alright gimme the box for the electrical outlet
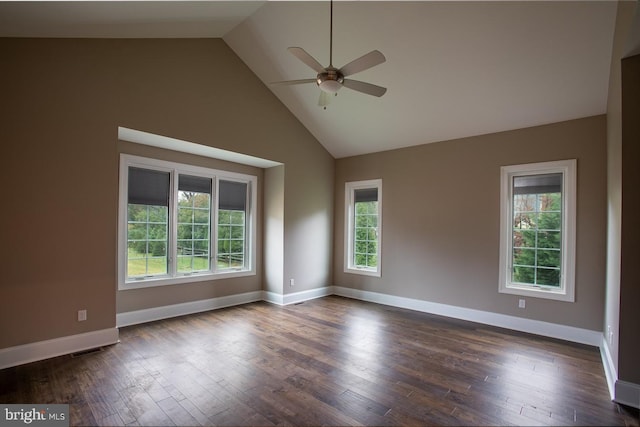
[608,326,614,345]
[78,309,87,322]
[518,299,526,309]
[289,278,295,287]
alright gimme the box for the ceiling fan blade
[339,50,386,77]
[343,79,387,97]
[288,47,325,73]
[271,79,317,86]
[318,91,331,109]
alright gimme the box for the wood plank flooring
[1,296,638,426]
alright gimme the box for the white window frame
[499,159,576,302]
[118,154,257,290]
[344,179,382,277]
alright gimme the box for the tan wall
[0,38,334,349]
[335,116,607,331]
[264,165,285,295]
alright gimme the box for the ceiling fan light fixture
[272,0,386,106]
[316,68,344,94]
[318,80,342,93]
[317,77,343,94]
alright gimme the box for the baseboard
[263,286,333,306]
[333,286,601,346]
[615,380,640,409]
[600,337,640,409]
[601,336,617,400]
[262,290,284,305]
[116,290,263,327]
[0,328,119,370]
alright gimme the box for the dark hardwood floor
[1,296,638,426]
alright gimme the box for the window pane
[178,208,193,223]
[355,228,368,240]
[193,225,209,239]
[538,230,561,249]
[218,210,231,224]
[178,224,192,240]
[217,254,231,269]
[513,230,536,248]
[367,254,378,268]
[355,241,368,254]
[511,173,563,288]
[193,256,209,270]
[513,213,536,229]
[149,223,167,240]
[217,180,248,271]
[537,249,560,268]
[513,248,535,267]
[216,209,244,270]
[218,225,230,239]
[194,209,209,224]
[538,212,561,230]
[513,194,536,213]
[353,199,378,269]
[538,193,561,211]
[128,222,146,240]
[230,211,245,225]
[145,255,168,276]
[537,268,560,287]
[513,266,535,284]
[127,204,168,278]
[230,226,244,239]
[177,175,211,274]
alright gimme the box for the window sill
[499,283,574,302]
[344,267,381,277]
[119,269,255,290]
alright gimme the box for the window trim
[498,159,576,302]
[118,154,257,290]
[344,179,382,277]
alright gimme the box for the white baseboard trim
[333,286,601,346]
[601,337,618,400]
[600,337,640,409]
[116,290,263,327]
[263,287,333,306]
[262,290,284,305]
[0,328,119,370]
[615,380,640,409]
[283,286,333,305]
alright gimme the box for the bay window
[119,154,256,289]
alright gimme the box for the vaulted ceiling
[0,1,618,158]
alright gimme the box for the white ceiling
[0,1,619,158]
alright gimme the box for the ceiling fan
[272,0,387,109]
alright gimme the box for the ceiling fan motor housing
[317,67,344,93]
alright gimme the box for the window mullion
[212,177,219,274]
[169,169,179,278]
